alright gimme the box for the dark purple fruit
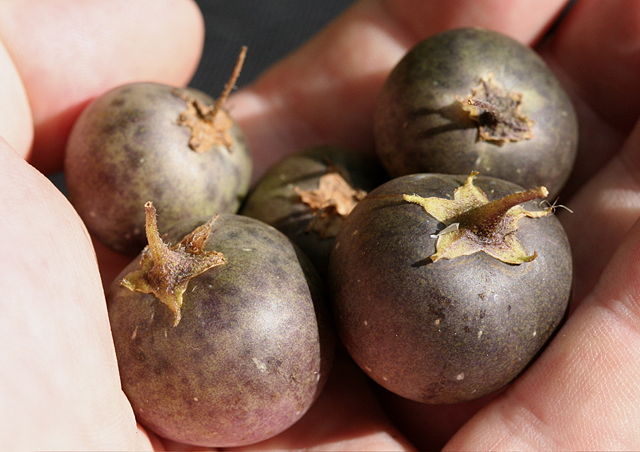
[240,145,386,274]
[108,204,333,447]
[329,173,571,404]
[65,50,251,255]
[374,28,578,198]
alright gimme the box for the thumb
[0,140,151,450]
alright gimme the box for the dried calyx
[403,172,552,264]
[175,46,248,153]
[121,202,226,326]
[460,75,534,144]
[295,168,367,238]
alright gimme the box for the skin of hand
[3,0,640,450]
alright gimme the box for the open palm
[3,1,640,450]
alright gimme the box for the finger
[560,119,640,303]
[229,352,414,451]
[543,0,640,133]
[539,0,640,190]
[0,141,151,450]
[0,0,204,172]
[0,39,32,156]
[230,0,569,177]
[445,216,640,449]
[378,390,500,451]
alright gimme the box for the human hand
[4,0,640,450]
[1,1,406,450]
[231,1,640,449]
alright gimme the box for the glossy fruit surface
[330,173,571,403]
[108,212,333,447]
[65,82,252,254]
[374,27,578,198]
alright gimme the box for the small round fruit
[374,27,578,198]
[240,145,386,274]
[329,173,571,404]
[108,206,333,447]
[66,51,251,255]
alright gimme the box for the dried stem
[211,46,247,120]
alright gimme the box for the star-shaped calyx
[460,75,534,144]
[121,202,226,326]
[403,172,552,264]
[174,46,247,153]
[295,168,367,238]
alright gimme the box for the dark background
[191,1,353,93]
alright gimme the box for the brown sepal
[295,171,366,239]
